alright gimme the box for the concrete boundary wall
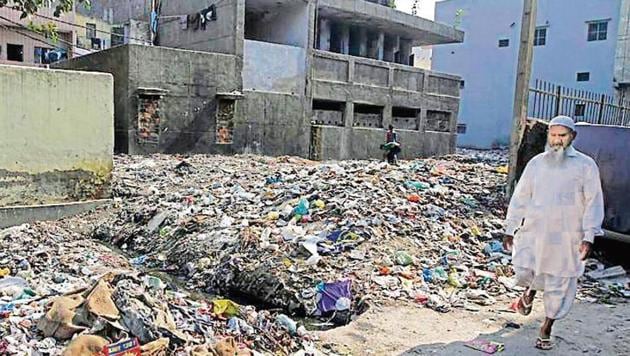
[0,65,114,207]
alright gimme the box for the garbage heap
[0,224,314,355]
[95,152,517,319]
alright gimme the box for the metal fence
[528,79,630,127]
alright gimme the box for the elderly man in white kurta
[503,116,604,351]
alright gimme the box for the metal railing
[528,79,630,127]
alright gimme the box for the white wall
[243,40,306,94]
[433,0,622,148]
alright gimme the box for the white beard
[546,144,567,165]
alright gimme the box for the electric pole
[507,0,538,198]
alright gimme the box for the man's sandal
[517,292,533,316]
[535,337,554,350]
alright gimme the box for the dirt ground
[318,298,630,355]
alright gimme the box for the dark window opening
[426,110,451,132]
[383,35,396,62]
[314,100,344,111]
[86,23,97,39]
[34,47,52,64]
[392,107,419,118]
[577,72,590,82]
[460,80,465,89]
[498,39,510,48]
[574,103,586,117]
[349,26,361,56]
[216,99,236,144]
[330,23,343,53]
[366,31,379,59]
[457,123,467,134]
[7,44,24,62]
[312,99,345,126]
[354,104,383,128]
[587,21,608,41]
[111,27,125,47]
[534,27,546,46]
[392,107,420,130]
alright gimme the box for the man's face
[548,125,574,150]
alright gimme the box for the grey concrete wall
[310,126,453,161]
[126,45,241,154]
[317,0,464,46]
[308,50,459,159]
[245,1,309,48]
[235,91,310,157]
[157,0,243,56]
[243,40,307,94]
[56,45,242,155]
[0,200,110,229]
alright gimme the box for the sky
[395,0,438,20]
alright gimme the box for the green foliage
[0,0,89,18]
[387,0,396,9]
[27,20,58,42]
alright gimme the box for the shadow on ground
[401,302,630,356]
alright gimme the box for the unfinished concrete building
[57,0,463,160]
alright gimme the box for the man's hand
[503,234,514,252]
[580,241,593,261]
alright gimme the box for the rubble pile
[0,224,315,355]
[1,151,627,355]
[96,153,516,318]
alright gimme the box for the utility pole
[506,0,538,198]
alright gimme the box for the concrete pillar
[341,25,350,54]
[318,18,331,51]
[383,103,393,129]
[393,36,401,63]
[348,58,355,83]
[377,32,384,60]
[344,102,354,127]
[359,28,368,57]
[399,39,411,65]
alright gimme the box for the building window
[577,72,590,82]
[7,44,24,62]
[459,80,465,89]
[498,39,509,48]
[86,23,97,39]
[353,104,384,128]
[392,107,421,131]
[312,100,345,126]
[34,47,52,64]
[457,123,467,134]
[111,27,125,47]
[426,110,452,132]
[534,27,547,46]
[587,21,608,41]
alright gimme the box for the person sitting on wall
[381,125,401,164]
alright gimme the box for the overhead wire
[14,8,148,42]
[0,21,69,52]
[0,14,85,51]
